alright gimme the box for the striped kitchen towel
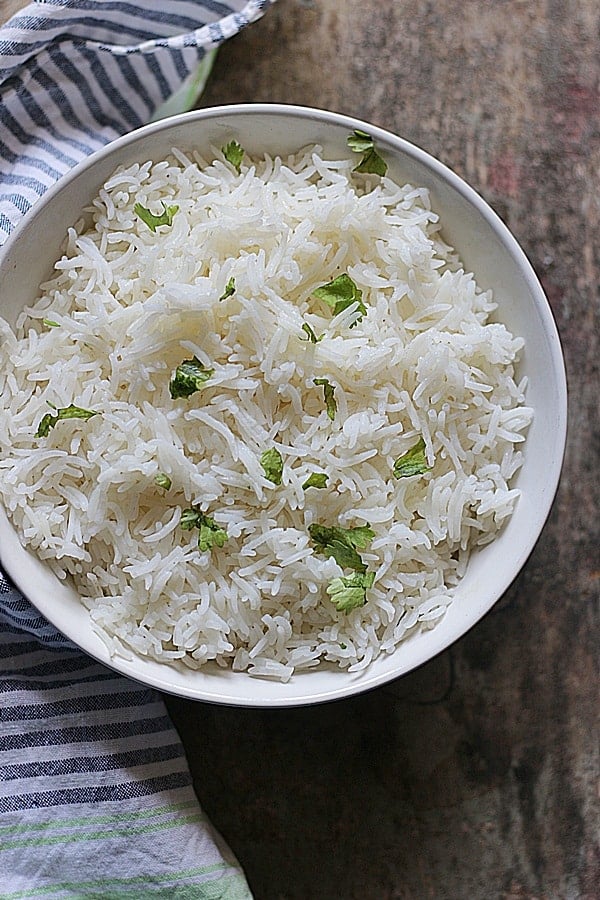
[0,2,274,897]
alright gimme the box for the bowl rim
[0,102,568,706]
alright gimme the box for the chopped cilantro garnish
[219,277,236,301]
[302,472,328,490]
[180,508,200,530]
[43,319,60,328]
[327,571,375,612]
[313,377,337,421]
[392,436,431,479]
[347,129,388,176]
[346,130,375,153]
[300,322,324,343]
[313,273,367,325]
[222,140,244,173]
[169,357,214,399]
[180,506,227,552]
[35,403,98,438]
[308,522,375,573]
[260,447,283,485]
[134,201,179,232]
[154,473,172,491]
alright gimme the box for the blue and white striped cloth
[0,2,273,896]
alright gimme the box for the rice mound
[0,145,533,681]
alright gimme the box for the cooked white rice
[0,144,533,681]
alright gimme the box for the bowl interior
[0,105,567,706]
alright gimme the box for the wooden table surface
[1,1,597,897]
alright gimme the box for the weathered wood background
[2,0,597,897]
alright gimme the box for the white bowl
[0,104,567,706]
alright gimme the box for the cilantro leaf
[154,473,172,491]
[219,277,236,301]
[302,472,328,490]
[260,447,283,485]
[313,377,337,421]
[35,403,98,438]
[353,148,388,176]
[313,273,367,325]
[198,518,227,552]
[308,522,375,573]
[134,201,179,232]
[347,129,388,176]
[327,571,375,612]
[222,140,244,173]
[392,436,431,479]
[169,357,214,399]
[180,508,201,530]
[346,129,376,153]
[43,319,60,328]
[180,506,228,552]
[300,322,324,343]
